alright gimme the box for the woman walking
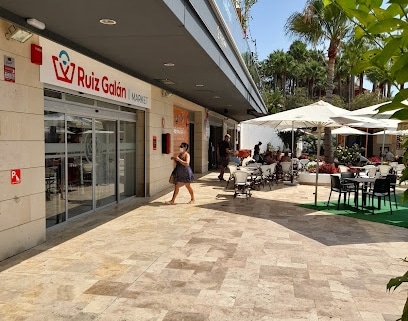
[166,142,195,204]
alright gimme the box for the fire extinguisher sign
[11,169,21,184]
[4,56,15,83]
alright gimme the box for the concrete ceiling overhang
[0,0,267,122]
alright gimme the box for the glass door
[67,115,93,218]
[95,119,117,207]
[44,111,66,227]
[120,121,136,200]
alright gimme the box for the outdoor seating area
[323,166,401,215]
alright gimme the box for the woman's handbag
[169,174,175,184]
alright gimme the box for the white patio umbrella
[331,113,400,160]
[243,100,347,205]
[331,126,369,147]
[331,126,368,135]
[346,100,408,119]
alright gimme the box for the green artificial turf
[298,194,408,228]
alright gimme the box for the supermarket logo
[52,50,75,83]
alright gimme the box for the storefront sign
[11,169,21,184]
[39,37,151,108]
[173,107,189,154]
[4,56,15,82]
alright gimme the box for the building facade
[0,1,266,260]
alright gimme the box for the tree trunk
[326,57,335,103]
[359,72,364,94]
[325,56,336,163]
[324,126,333,163]
[346,75,351,109]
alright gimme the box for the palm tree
[285,0,352,162]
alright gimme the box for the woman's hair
[180,142,189,150]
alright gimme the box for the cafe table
[343,176,376,210]
[348,166,366,177]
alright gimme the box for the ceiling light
[26,18,45,30]
[156,78,176,85]
[99,18,117,25]
[5,24,32,43]
[195,84,204,87]
[214,95,221,99]
[164,62,175,67]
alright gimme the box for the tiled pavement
[0,172,407,321]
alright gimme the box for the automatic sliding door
[120,121,136,200]
[95,119,117,207]
[44,111,66,227]
[67,116,93,218]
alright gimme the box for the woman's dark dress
[173,153,194,183]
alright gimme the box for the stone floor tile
[0,173,406,320]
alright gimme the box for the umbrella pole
[365,128,368,157]
[314,126,321,205]
[381,128,386,162]
[291,121,295,178]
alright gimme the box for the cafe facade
[0,26,240,260]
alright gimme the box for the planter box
[298,172,331,186]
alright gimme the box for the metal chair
[299,159,309,172]
[365,178,392,214]
[225,164,238,189]
[280,161,293,182]
[378,164,392,178]
[233,170,251,199]
[396,164,406,185]
[327,175,353,210]
[260,164,272,189]
[386,174,398,209]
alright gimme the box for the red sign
[153,136,157,150]
[11,169,21,184]
[31,44,43,65]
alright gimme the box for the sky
[248,0,309,61]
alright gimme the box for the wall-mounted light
[5,24,32,43]
[161,90,173,98]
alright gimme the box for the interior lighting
[99,18,117,25]
[26,18,46,30]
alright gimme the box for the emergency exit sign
[11,169,21,184]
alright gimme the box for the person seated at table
[264,151,275,164]
[280,150,291,162]
[386,150,395,162]
[276,149,282,162]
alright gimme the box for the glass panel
[44,111,66,227]
[95,119,117,207]
[67,115,93,218]
[120,121,136,200]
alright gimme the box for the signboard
[11,169,21,184]
[173,107,189,154]
[4,56,15,82]
[153,136,157,150]
[39,37,151,108]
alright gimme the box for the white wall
[239,123,283,153]
[0,22,46,261]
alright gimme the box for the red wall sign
[11,169,21,184]
[153,136,157,150]
[31,44,43,65]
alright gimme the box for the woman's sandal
[165,201,175,205]
[188,200,195,204]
